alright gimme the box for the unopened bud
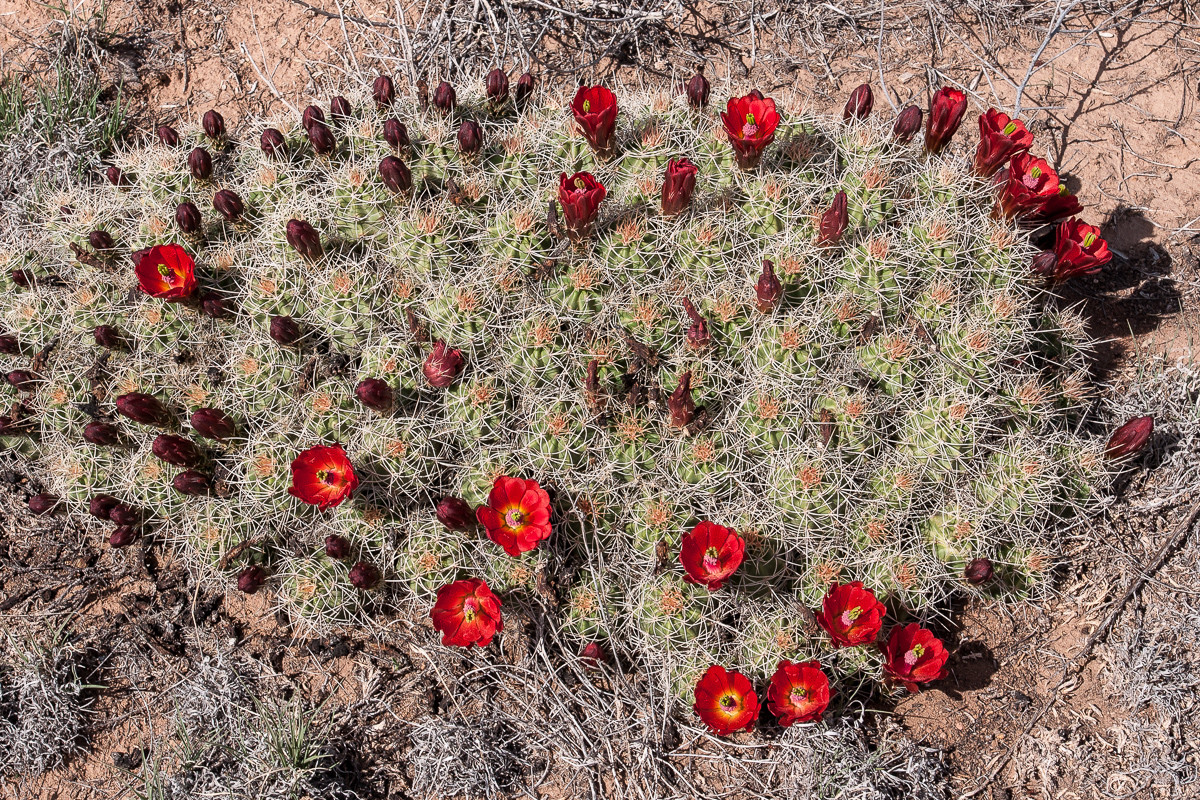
[302,104,325,131]
[6,370,36,391]
[433,81,456,113]
[436,496,474,531]
[486,68,510,105]
[152,433,203,468]
[188,147,213,180]
[817,191,849,245]
[93,325,121,348]
[83,420,122,446]
[964,557,994,585]
[379,156,412,193]
[372,75,396,109]
[109,504,138,527]
[89,230,115,251]
[89,494,121,519]
[285,219,323,260]
[686,66,710,108]
[307,120,336,155]
[514,72,535,108]
[105,166,127,187]
[10,270,31,288]
[260,128,288,158]
[325,534,351,559]
[355,378,394,412]
[330,96,352,119]
[893,104,923,143]
[755,259,782,313]
[843,83,874,121]
[269,315,302,345]
[212,189,245,222]
[457,119,483,154]
[683,298,711,349]
[28,493,59,516]
[668,371,696,428]
[202,109,225,139]
[157,125,180,146]
[116,392,172,427]
[383,119,411,151]
[175,201,202,234]
[109,525,139,548]
[172,469,212,496]
[190,407,238,441]
[237,565,267,594]
[0,335,19,354]
[349,561,381,590]
[201,292,234,320]
[423,340,464,388]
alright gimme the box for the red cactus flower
[973,109,1033,178]
[995,152,1082,223]
[383,119,410,151]
[557,171,607,241]
[817,191,849,245]
[1105,415,1154,460]
[373,75,396,108]
[815,581,886,647]
[720,93,780,170]
[766,660,832,726]
[431,578,504,647]
[755,258,782,313]
[514,72,535,108]
[893,104,923,143]
[679,521,745,590]
[579,641,608,667]
[287,444,359,510]
[475,476,552,557]
[693,665,760,736]
[843,83,874,121]
[423,339,464,388]
[881,623,950,693]
[570,85,618,157]
[433,81,457,113]
[661,157,698,216]
[1036,217,1111,282]
[330,96,352,119]
[686,67,710,108]
[486,68,509,105]
[261,128,287,158]
[135,244,197,301]
[924,86,968,154]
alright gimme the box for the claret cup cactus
[0,72,1127,724]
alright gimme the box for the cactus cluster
[0,72,1115,706]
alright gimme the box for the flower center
[574,178,586,191]
[904,644,925,666]
[789,687,809,705]
[702,546,721,572]
[742,112,758,138]
[157,263,173,279]
[582,100,590,113]
[1002,122,1017,136]
[719,693,739,712]
[504,507,526,529]
[463,597,477,622]
[1082,232,1096,247]
[316,468,337,485]
[839,605,862,628]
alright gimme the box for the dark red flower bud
[661,157,698,216]
[683,298,711,349]
[755,259,782,313]
[514,72,535,108]
[188,148,213,180]
[109,526,138,548]
[89,494,121,519]
[212,189,245,222]
[285,219,323,260]
[28,493,59,516]
[686,67,710,108]
[355,378,394,411]
[157,125,179,146]
[817,191,849,245]
[307,120,336,155]
[433,81,456,113]
[116,392,172,427]
[925,86,968,154]
[172,469,212,496]
[175,201,202,234]
[190,407,238,441]
[457,119,483,154]
[89,230,115,251]
[379,156,412,194]
[384,119,411,151]
[843,83,874,121]
[964,557,994,585]
[893,104,923,143]
[105,166,127,187]
[302,105,325,131]
[108,504,138,526]
[0,335,19,354]
[83,420,122,446]
[579,641,607,666]
[436,496,474,531]
[6,370,37,391]
[1105,415,1154,460]
[260,128,288,158]
[10,269,31,288]
[668,371,696,428]
[486,68,509,105]
[325,534,351,560]
[237,565,267,594]
[330,96,352,119]
[423,339,464,388]
[749,89,765,101]
[93,325,121,348]
[373,76,396,109]
[201,292,234,320]
[269,315,302,345]
[349,561,381,590]
[202,110,225,139]
[152,433,203,467]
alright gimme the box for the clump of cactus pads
[0,74,1112,706]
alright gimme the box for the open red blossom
[679,521,745,590]
[815,581,886,647]
[1038,217,1112,282]
[973,109,1033,178]
[431,578,503,647]
[766,660,832,726]
[570,85,618,157]
[720,93,780,170]
[924,86,968,154]
[881,623,950,693]
[995,152,1082,223]
[558,171,607,241]
[693,665,760,736]
[1105,415,1154,460]
[476,476,552,557]
[288,444,359,510]
[134,244,196,301]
